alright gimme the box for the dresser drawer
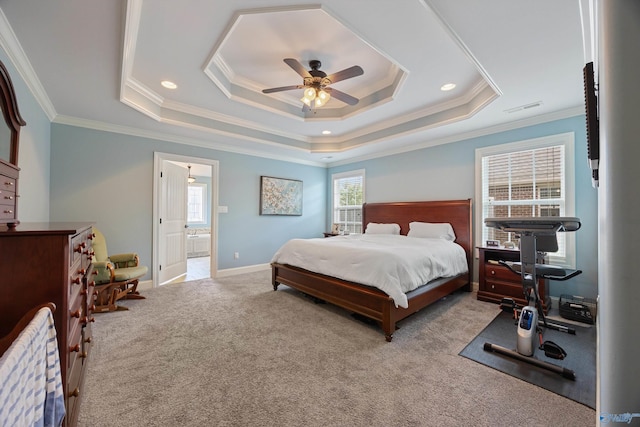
[66,354,83,425]
[70,230,93,268]
[0,174,16,190]
[0,187,16,207]
[67,312,83,371]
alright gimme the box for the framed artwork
[331,223,341,234]
[260,176,303,216]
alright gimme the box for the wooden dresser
[477,246,550,313]
[0,222,95,427]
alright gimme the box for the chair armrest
[109,253,140,268]
[92,261,115,284]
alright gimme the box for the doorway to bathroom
[152,152,219,287]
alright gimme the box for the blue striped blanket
[0,307,65,427]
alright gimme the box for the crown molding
[52,114,326,167]
[0,8,56,121]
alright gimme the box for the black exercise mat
[459,310,596,409]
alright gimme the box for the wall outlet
[234,252,239,259]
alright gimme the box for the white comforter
[271,234,468,308]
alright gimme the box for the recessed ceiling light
[322,130,332,135]
[161,80,177,89]
[440,83,456,91]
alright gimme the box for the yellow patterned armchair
[92,227,147,312]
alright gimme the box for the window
[187,183,207,224]
[332,169,365,234]
[475,133,576,267]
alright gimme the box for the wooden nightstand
[477,246,550,313]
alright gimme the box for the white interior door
[158,161,188,284]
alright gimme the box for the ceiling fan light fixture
[303,87,316,100]
[187,165,196,183]
[315,89,330,107]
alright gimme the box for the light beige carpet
[77,270,595,426]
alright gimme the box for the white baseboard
[216,263,271,278]
[137,279,153,291]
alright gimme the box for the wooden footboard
[272,199,473,342]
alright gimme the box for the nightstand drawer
[484,279,524,297]
[484,263,519,282]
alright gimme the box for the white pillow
[408,222,456,241]
[365,222,401,235]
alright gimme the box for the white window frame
[475,132,576,267]
[331,169,365,235]
[187,182,208,224]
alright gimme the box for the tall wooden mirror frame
[0,59,26,229]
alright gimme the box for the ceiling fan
[262,58,364,111]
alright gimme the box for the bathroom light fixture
[187,165,196,183]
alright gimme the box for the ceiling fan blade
[262,85,304,94]
[283,58,312,78]
[325,65,364,84]
[325,88,359,106]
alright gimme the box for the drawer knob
[84,336,92,344]
[69,388,80,398]
[491,284,495,289]
[4,195,13,200]
[3,181,14,186]
[70,309,81,318]
[3,210,13,214]
[71,277,81,285]
[69,344,80,352]
[490,270,496,275]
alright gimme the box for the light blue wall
[0,49,50,221]
[49,124,327,276]
[329,116,598,298]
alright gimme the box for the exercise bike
[483,217,582,380]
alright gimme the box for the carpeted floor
[459,310,596,409]
[77,270,596,426]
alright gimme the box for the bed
[271,199,473,341]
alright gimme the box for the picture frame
[259,176,303,216]
[331,223,341,234]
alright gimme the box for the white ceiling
[0,0,591,166]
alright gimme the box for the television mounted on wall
[583,62,599,188]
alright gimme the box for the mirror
[0,59,26,229]
[0,121,9,161]
[0,59,25,167]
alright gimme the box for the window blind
[477,133,575,267]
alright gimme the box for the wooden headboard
[362,199,473,267]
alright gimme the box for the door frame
[153,152,220,287]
